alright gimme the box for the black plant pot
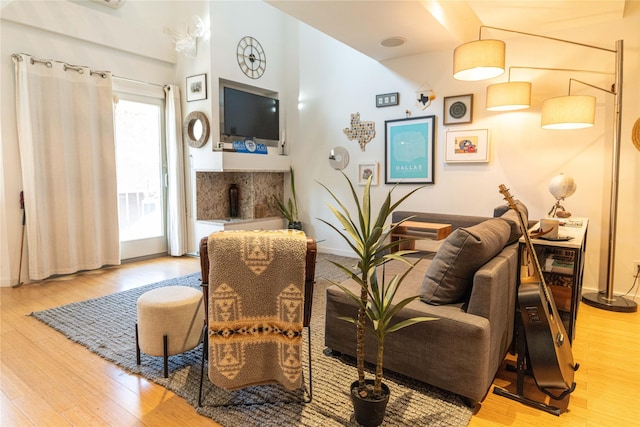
[288,221,302,230]
[350,379,390,427]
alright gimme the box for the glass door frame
[114,90,168,260]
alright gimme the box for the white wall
[288,5,640,297]
[185,0,287,170]
[183,0,288,251]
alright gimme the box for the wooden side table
[390,221,452,252]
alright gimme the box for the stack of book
[543,249,575,275]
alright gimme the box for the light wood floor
[2,256,639,426]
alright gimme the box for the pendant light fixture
[541,95,596,129]
[453,39,505,81]
[486,81,531,111]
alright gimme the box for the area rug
[31,253,473,426]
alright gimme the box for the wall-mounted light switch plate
[376,92,399,107]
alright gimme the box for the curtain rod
[12,53,173,89]
[12,53,170,92]
[11,53,109,78]
[112,75,166,89]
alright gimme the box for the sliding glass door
[114,93,167,259]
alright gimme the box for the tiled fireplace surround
[196,171,284,220]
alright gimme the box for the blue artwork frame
[384,115,435,184]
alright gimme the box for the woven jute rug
[31,253,472,426]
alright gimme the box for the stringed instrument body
[499,184,577,396]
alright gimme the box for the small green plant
[273,166,299,225]
[318,172,436,399]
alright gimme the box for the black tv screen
[223,87,279,142]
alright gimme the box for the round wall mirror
[183,111,210,148]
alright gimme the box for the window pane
[115,99,164,242]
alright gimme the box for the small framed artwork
[443,94,473,125]
[384,115,435,184]
[445,129,489,163]
[376,92,399,107]
[358,162,379,186]
[186,74,207,102]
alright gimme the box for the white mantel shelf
[205,145,291,172]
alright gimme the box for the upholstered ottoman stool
[136,286,204,378]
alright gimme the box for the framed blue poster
[384,115,435,184]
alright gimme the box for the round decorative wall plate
[449,101,467,119]
[329,146,349,170]
[237,36,266,79]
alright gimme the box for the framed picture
[358,162,379,186]
[443,94,473,125]
[376,92,399,107]
[186,74,207,102]
[384,115,435,184]
[445,129,489,163]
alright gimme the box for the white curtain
[13,54,120,280]
[164,84,187,256]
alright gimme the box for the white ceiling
[266,0,628,62]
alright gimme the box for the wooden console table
[390,221,452,252]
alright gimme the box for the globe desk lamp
[548,173,576,218]
[453,27,635,312]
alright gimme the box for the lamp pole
[582,40,637,312]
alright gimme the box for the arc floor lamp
[453,26,636,312]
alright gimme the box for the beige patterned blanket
[207,229,307,390]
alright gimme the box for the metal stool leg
[135,323,141,365]
[163,334,168,378]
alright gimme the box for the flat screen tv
[222,87,279,142]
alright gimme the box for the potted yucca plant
[318,172,437,427]
[273,166,302,230]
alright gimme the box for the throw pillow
[420,218,511,305]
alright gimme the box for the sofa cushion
[420,218,511,305]
[494,201,528,245]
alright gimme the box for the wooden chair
[197,233,317,406]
